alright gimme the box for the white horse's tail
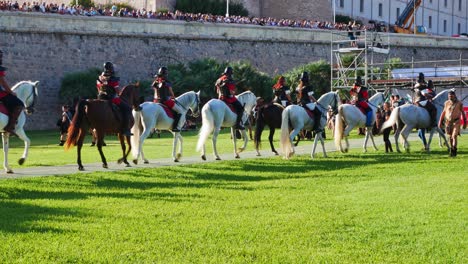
[279,107,292,158]
[196,105,214,152]
[334,105,345,150]
[380,107,399,133]
[131,110,142,159]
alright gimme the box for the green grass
[0,134,466,262]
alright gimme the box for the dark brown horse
[254,103,300,156]
[65,83,140,170]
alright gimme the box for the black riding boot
[313,108,322,132]
[453,147,457,157]
[120,105,133,137]
[385,141,389,153]
[4,105,24,135]
[172,113,182,132]
[235,113,245,130]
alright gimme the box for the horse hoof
[176,153,182,159]
[6,169,13,174]
[78,166,84,171]
[216,157,221,160]
[235,155,240,159]
[201,155,206,161]
[273,151,279,155]
[126,164,131,167]
[117,158,123,164]
[18,158,25,165]
[174,159,179,162]
[90,143,95,147]
[132,159,138,165]
[103,164,108,169]
[256,153,261,156]
[144,160,149,164]
[344,148,349,153]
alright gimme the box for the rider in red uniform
[215,66,244,130]
[0,50,25,135]
[349,76,372,127]
[96,62,133,136]
[152,67,184,132]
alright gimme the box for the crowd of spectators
[0,1,377,32]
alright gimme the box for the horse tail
[380,106,399,133]
[334,105,345,150]
[279,107,292,157]
[196,105,214,152]
[131,109,142,158]
[64,99,87,150]
[254,105,266,151]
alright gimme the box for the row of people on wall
[0,1,378,33]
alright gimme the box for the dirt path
[3,133,423,179]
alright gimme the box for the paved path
[3,133,423,179]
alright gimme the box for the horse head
[317,91,341,115]
[433,89,451,108]
[120,83,140,110]
[12,81,39,115]
[190,91,201,118]
[368,92,385,110]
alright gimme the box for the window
[460,0,463,11]
[458,23,461,34]
[443,20,447,32]
[396,8,400,20]
[339,0,344,8]
[378,3,382,17]
[428,16,432,29]
[360,0,364,12]
[444,0,447,7]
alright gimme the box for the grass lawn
[0,130,465,262]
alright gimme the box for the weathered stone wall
[255,0,333,21]
[0,12,467,130]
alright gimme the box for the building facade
[334,0,468,36]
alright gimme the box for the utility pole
[226,0,230,17]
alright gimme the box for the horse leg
[96,133,108,169]
[117,134,131,167]
[319,134,327,158]
[287,128,302,158]
[311,134,320,159]
[2,133,12,173]
[172,132,181,162]
[76,129,86,171]
[436,127,450,152]
[177,133,183,161]
[238,129,248,154]
[367,128,378,151]
[394,128,401,153]
[212,127,222,160]
[139,127,152,164]
[231,128,240,159]
[426,128,435,152]
[14,129,30,166]
[400,125,413,153]
[268,128,278,155]
[342,125,353,152]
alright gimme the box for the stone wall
[0,12,467,130]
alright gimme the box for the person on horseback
[272,76,292,107]
[412,73,437,128]
[349,76,372,127]
[438,90,467,157]
[152,66,184,132]
[0,50,25,135]
[296,71,321,132]
[96,61,133,136]
[215,66,245,130]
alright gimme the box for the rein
[22,83,37,111]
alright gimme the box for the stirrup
[171,128,180,132]
[235,124,245,130]
[122,130,133,137]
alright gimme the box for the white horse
[334,92,386,153]
[279,91,341,159]
[197,91,257,160]
[0,81,39,173]
[131,91,200,163]
[380,89,450,153]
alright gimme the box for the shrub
[69,0,95,8]
[59,68,101,104]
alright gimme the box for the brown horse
[254,102,301,156]
[65,83,140,170]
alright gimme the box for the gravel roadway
[2,133,423,179]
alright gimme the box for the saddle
[272,102,285,109]
[303,107,315,119]
[159,103,175,118]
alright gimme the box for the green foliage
[335,15,352,24]
[282,60,331,100]
[175,0,248,16]
[70,0,95,8]
[167,58,272,101]
[59,68,100,104]
[383,57,408,79]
